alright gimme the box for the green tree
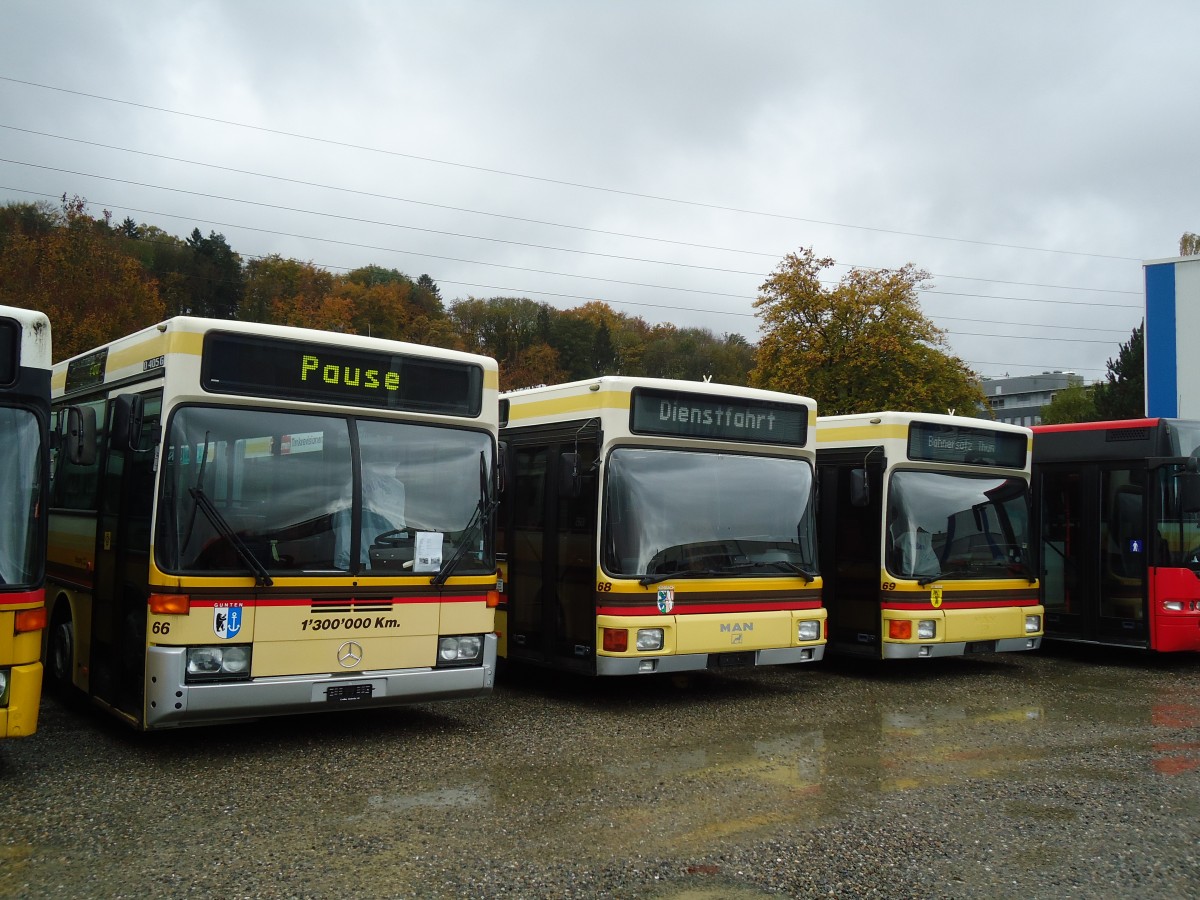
[184,228,244,319]
[1181,233,1200,256]
[1092,323,1144,420]
[1039,382,1098,424]
[751,248,984,414]
[449,296,547,366]
[0,201,58,249]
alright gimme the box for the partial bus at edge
[1033,417,1200,652]
[0,305,51,739]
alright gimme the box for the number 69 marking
[881,581,897,591]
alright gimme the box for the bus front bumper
[882,636,1042,659]
[144,634,497,729]
[595,644,824,676]
[0,660,42,738]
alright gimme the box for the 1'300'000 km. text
[300,616,401,631]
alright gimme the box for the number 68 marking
[597,581,613,592]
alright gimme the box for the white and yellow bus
[0,305,51,739]
[46,316,500,730]
[816,412,1043,659]
[498,376,825,675]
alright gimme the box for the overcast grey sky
[2,1,1193,380]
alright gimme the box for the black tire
[47,603,75,694]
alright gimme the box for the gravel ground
[2,646,1198,899]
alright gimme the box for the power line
[1,184,1144,339]
[0,75,1145,262]
[1,184,1138,361]
[0,123,1143,297]
[0,175,1144,315]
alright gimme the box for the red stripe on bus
[186,595,488,607]
[1033,418,1161,434]
[596,600,823,616]
[0,588,43,607]
[881,598,1039,610]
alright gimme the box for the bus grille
[310,598,395,614]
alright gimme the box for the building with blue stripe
[1144,255,1200,418]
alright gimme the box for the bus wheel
[48,605,75,693]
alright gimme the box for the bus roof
[502,375,814,406]
[51,315,499,399]
[0,304,51,374]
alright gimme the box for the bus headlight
[186,646,253,682]
[0,668,9,706]
[437,635,483,666]
[636,628,664,651]
[798,620,821,642]
[1025,615,1042,633]
[917,620,937,640]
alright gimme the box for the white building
[979,372,1083,426]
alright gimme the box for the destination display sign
[64,347,109,394]
[201,333,483,417]
[629,387,807,446]
[907,421,1027,468]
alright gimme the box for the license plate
[965,640,996,654]
[325,683,375,702]
[709,651,755,669]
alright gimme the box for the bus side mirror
[111,393,145,452]
[559,452,582,499]
[849,468,870,508]
[66,406,97,466]
[1179,471,1200,513]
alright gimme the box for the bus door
[1040,463,1148,645]
[818,455,885,653]
[505,432,599,672]
[90,391,161,719]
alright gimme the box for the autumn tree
[0,198,164,360]
[751,248,984,415]
[242,255,334,325]
[1180,233,1200,256]
[1092,323,1144,420]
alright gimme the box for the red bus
[1032,418,1200,652]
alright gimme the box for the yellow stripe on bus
[507,389,631,422]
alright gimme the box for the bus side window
[51,399,105,511]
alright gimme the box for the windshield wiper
[717,560,819,583]
[189,487,274,587]
[638,569,723,587]
[638,559,820,587]
[431,499,497,586]
[1012,560,1037,584]
[432,454,496,587]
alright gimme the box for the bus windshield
[602,448,817,579]
[157,405,494,576]
[0,408,44,588]
[887,470,1031,582]
[1156,465,1200,570]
